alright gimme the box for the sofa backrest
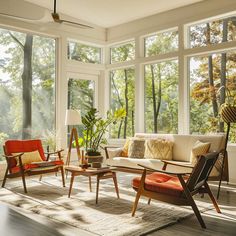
[134,133,225,161]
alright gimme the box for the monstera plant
[79,108,126,156]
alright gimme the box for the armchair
[2,139,65,193]
[131,152,221,229]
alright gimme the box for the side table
[65,166,120,204]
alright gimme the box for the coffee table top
[65,165,117,175]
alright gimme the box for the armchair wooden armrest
[162,160,194,171]
[138,164,192,176]
[3,153,25,170]
[44,149,64,161]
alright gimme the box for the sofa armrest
[138,164,192,176]
[162,160,194,170]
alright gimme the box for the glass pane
[67,78,95,115]
[145,30,178,57]
[189,51,236,141]
[68,41,101,64]
[110,68,135,138]
[110,41,135,63]
[0,28,56,158]
[145,60,178,133]
[67,78,95,144]
[189,16,236,48]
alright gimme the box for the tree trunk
[22,34,33,139]
[219,20,228,132]
[206,23,218,117]
[124,69,128,138]
[151,65,157,133]
[156,65,162,130]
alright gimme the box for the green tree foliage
[189,17,236,141]
[0,28,56,159]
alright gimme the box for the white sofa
[105,133,228,180]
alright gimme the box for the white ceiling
[25,0,204,28]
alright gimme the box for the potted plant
[79,107,126,157]
[218,86,236,123]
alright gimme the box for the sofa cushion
[128,139,145,158]
[132,172,185,197]
[13,150,43,166]
[107,147,123,159]
[190,140,211,164]
[120,138,130,157]
[144,139,173,160]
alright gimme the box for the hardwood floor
[0,173,235,236]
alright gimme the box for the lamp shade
[65,109,82,125]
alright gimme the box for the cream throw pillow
[13,150,43,166]
[144,139,173,160]
[190,140,211,165]
[128,139,145,159]
[107,147,123,159]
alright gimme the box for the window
[67,77,95,143]
[0,28,56,158]
[144,30,178,57]
[110,41,135,63]
[110,68,135,138]
[189,16,236,48]
[145,60,178,133]
[189,51,236,141]
[68,40,102,64]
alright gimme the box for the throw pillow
[128,139,145,159]
[13,150,43,166]
[144,139,174,160]
[190,140,211,165]
[120,138,130,157]
[107,147,123,159]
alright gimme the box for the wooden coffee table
[65,166,120,204]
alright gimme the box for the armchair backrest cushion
[4,139,46,168]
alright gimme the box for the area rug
[0,174,211,236]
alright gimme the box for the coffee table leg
[96,175,100,204]
[68,173,75,198]
[112,172,120,199]
[89,176,92,192]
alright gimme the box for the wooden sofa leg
[39,175,42,181]
[2,168,8,188]
[61,166,65,187]
[147,198,151,205]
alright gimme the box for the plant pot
[220,105,236,123]
[87,155,103,165]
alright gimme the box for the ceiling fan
[51,0,93,29]
[0,0,93,29]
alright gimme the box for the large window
[68,40,102,64]
[110,68,135,138]
[189,15,236,48]
[110,41,135,63]
[189,51,236,141]
[0,28,56,158]
[145,60,178,133]
[144,29,178,57]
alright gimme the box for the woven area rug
[0,174,211,236]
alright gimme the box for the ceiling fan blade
[51,13,93,29]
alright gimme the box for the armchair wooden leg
[147,198,151,205]
[60,167,65,187]
[132,189,142,217]
[21,173,27,194]
[204,182,221,213]
[39,175,42,181]
[2,168,8,188]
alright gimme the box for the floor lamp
[65,109,82,166]
[217,105,236,198]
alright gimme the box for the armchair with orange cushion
[2,139,65,193]
[131,152,221,229]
